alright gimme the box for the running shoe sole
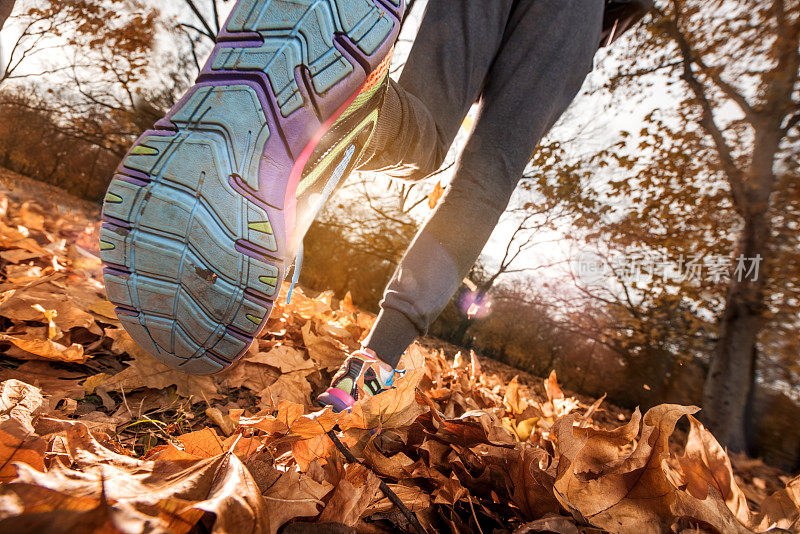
[100,0,403,375]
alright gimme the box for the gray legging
[360,0,606,367]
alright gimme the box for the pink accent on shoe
[358,347,379,360]
[325,386,356,406]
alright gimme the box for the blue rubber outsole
[100,0,402,375]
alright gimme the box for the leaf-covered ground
[0,183,798,533]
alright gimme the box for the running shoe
[316,349,394,412]
[99,0,404,374]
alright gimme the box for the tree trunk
[702,209,770,452]
[453,317,474,348]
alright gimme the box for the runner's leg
[365,0,606,367]
[361,0,516,178]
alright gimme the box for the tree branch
[327,430,425,534]
[664,1,749,214]
[184,0,217,42]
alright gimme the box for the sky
[0,0,676,292]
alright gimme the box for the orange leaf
[427,181,445,209]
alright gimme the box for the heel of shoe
[316,387,356,413]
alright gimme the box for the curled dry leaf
[206,407,237,436]
[317,464,382,527]
[0,333,86,363]
[504,376,529,415]
[469,350,481,381]
[338,292,357,315]
[262,470,332,534]
[261,372,313,409]
[0,380,47,482]
[0,424,270,534]
[505,444,561,520]
[217,350,281,393]
[514,514,581,534]
[427,181,445,209]
[366,483,431,515]
[93,333,221,404]
[433,472,468,505]
[301,321,347,370]
[363,441,414,479]
[553,404,752,534]
[678,415,752,526]
[544,370,564,402]
[754,475,800,531]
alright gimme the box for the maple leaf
[92,330,221,404]
[553,405,753,533]
[262,470,331,534]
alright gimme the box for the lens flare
[459,290,493,319]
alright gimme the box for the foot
[99,0,404,374]
[317,349,395,412]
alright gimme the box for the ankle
[358,347,395,386]
[359,347,391,370]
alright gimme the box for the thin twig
[120,385,134,419]
[184,0,217,42]
[327,430,425,534]
[467,494,484,534]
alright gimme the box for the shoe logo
[328,144,356,193]
[308,143,355,217]
[296,106,378,198]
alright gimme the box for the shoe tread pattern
[215,0,397,116]
[100,0,399,374]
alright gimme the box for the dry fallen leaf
[553,404,752,533]
[504,376,529,415]
[317,464,382,526]
[427,181,445,209]
[300,321,347,370]
[678,415,752,526]
[262,372,313,409]
[0,333,86,363]
[0,424,270,534]
[0,189,797,534]
[0,380,47,482]
[754,475,800,531]
[262,470,331,534]
[95,332,221,404]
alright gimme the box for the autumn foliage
[0,190,795,533]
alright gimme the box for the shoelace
[286,145,356,305]
[383,368,405,388]
[286,243,303,305]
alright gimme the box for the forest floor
[0,171,797,533]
